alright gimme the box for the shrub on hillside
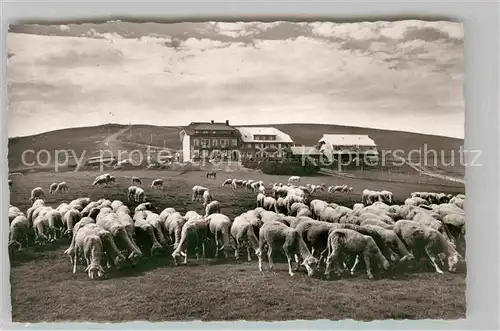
[241,159,319,176]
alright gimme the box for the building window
[193,149,200,157]
[247,143,252,148]
[202,150,208,157]
[193,139,199,146]
[201,139,210,147]
[213,139,218,147]
[247,152,252,157]
[220,139,229,147]
[232,139,237,146]
[270,143,276,148]
[278,143,281,149]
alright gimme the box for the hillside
[8,123,465,176]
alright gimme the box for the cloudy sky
[8,20,464,138]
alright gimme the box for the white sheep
[256,220,319,277]
[62,208,81,236]
[151,179,164,190]
[288,176,300,183]
[191,185,208,201]
[9,215,30,252]
[231,179,245,189]
[30,187,45,203]
[202,190,213,207]
[221,179,233,187]
[324,228,390,279]
[71,225,106,279]
[49,182,58,194]
[231,215,260,262]
[205,200,221,217]
[256,193,265,208]
[205,213,233,258]
[55,182,69,193]
[171,216,209,265]
[92,174,111,187]
[393,220,464,274]
[163,212,187,249]
[262,197,279,213]
[131,176,142,185]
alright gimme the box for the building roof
[290,146,322,156]
[182,121,238,135]
[237,127,294,143]
[318,134,377,147]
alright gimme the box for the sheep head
[85,264,105,279]
[447,252,464,273]
[8,240,22,252]
[302,255,320,277]
[35,234,48,246]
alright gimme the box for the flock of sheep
[8,172,466,281]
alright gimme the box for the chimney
[225,120,229,126]
[211,120,214,124]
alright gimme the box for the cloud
[7,20,464,138]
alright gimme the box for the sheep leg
[214,232,219,258]
[246,245,252,262]
[293,254,301,271]
[350,255,361,275]
[363,252,374,279]
[267,247,274,270]
[286,254,295,277]
[183,250,188,264]
[425,247,444,274]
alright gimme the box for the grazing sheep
[135,187,146,203]
[361,224,415,263]
[192,185,208,201]
[202,190,213,207]
[163,212,187,248]
[159,207,177,223]
[133,211,163,256]
[49,183,58,194]
[309,199,329,219]
[33,215,49,245]
[288,176,300,183]
[135,202,155,212]
[317,206,342,223]
[289,202,309,216]
[111,200,124,211]
[127,186,139,202]
[393,220,464,274]
[231,179,245,189]
[206,213,233,258]
[256,193,265,208]
[71,225,106,279]
[231,215,260,262]
[30,187,45,203]
[206,171,217,179]
[131,176,142,185]
[171,216,209,265]
[92,174,111,187]
[205,200,221,217]
[62,208,81,236]
[144,211,168,247]
[9,215,30,252]
[55,182,69,193]
[221,179,233,187]
[256,221,319,277]
[9,206,24,224]
[96,213,143,264]
[293,219,342,265]
[324,228,390,279]
[262,197,279,213]
[150,179,164,190]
